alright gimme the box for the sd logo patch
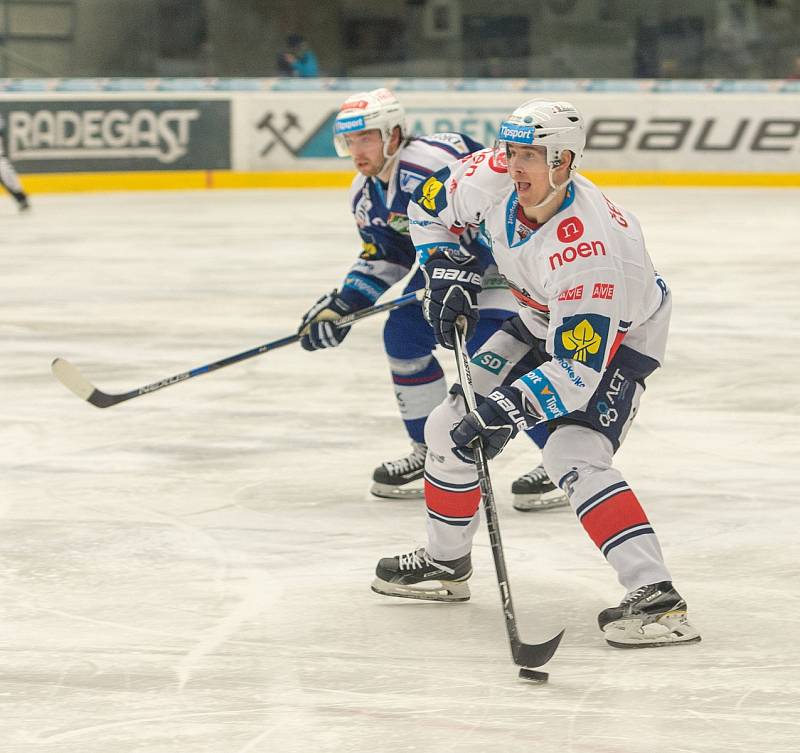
[554,314,610,372]
[471,351,508,375]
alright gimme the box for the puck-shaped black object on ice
[518,668,549,683]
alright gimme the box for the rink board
[1,78,799,190]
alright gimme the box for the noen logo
[498,122,535,144]
[549,240,606,270]
[557,217,584,243]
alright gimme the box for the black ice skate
[511,463,569,512]
[12,192,30,212]
[598,581,701,648]
[371,547,472,602]
[371,442,426,499]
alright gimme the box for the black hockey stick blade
[513,629,565,669]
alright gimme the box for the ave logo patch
[592,282,615,300]
[554,314,611,372]
[558,284,584,301]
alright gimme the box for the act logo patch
[415,171,449,216]
[554,314,610,372]
[471,351,508,375]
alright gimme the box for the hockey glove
[422,252,482,350]
[298,289,354,351]
[450,386,539,462]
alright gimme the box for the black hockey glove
[298,289,354,351]
[450,386,538,462]
[422,251,482,350]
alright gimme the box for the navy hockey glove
[422,252,482,350]
[298,289,354,351]
[450,386,538,462]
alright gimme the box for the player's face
[345,129,386,176]
[506,144,554,208]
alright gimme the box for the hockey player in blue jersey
[298,88,566,509]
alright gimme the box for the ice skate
[371,547,472,602]
[371,442,427,499]
[598,581,701,648]
[512,463,569,511]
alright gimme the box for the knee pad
[542,424,614,492]
[388,354,434,376]
[424,393,466,461]
[383,304,435,359]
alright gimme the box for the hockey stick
[52,289,423,409]
[453,320,565,671]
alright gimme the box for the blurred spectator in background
[0,114,30,212]
[787,54,800,80]
[713,0,762,77]
[276,34,319,77]
[658,58,681,79]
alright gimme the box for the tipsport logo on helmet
[334,115,367,135]
[498,122,536,144]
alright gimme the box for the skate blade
[370,482,425,500]
[603,612,702,648]
[370,576,470,602]
[512,489,570,512]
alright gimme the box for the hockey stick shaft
[452,320,564,669]
[53,289,423,409]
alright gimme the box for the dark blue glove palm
[299,290,354,351]
[451,386,537,462]
[422,252,482,350]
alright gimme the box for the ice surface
[2,187,799,753]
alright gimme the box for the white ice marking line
[176,568,279,691]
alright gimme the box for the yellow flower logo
[561,319,602,363]
[420,177,444,212]
[361,241,378,258]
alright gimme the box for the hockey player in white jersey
[371,100,700,648]
[299,88,566,509]
[0,114,30,211]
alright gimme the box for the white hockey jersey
[408,148,671,420]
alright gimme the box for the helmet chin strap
[529,165,571,210]
[377,138,402,181]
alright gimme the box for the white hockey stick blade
[51,358,96,401]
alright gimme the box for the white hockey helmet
[333,88,406,158]
[496,100,585,177]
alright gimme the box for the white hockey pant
[422,368,671,591]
